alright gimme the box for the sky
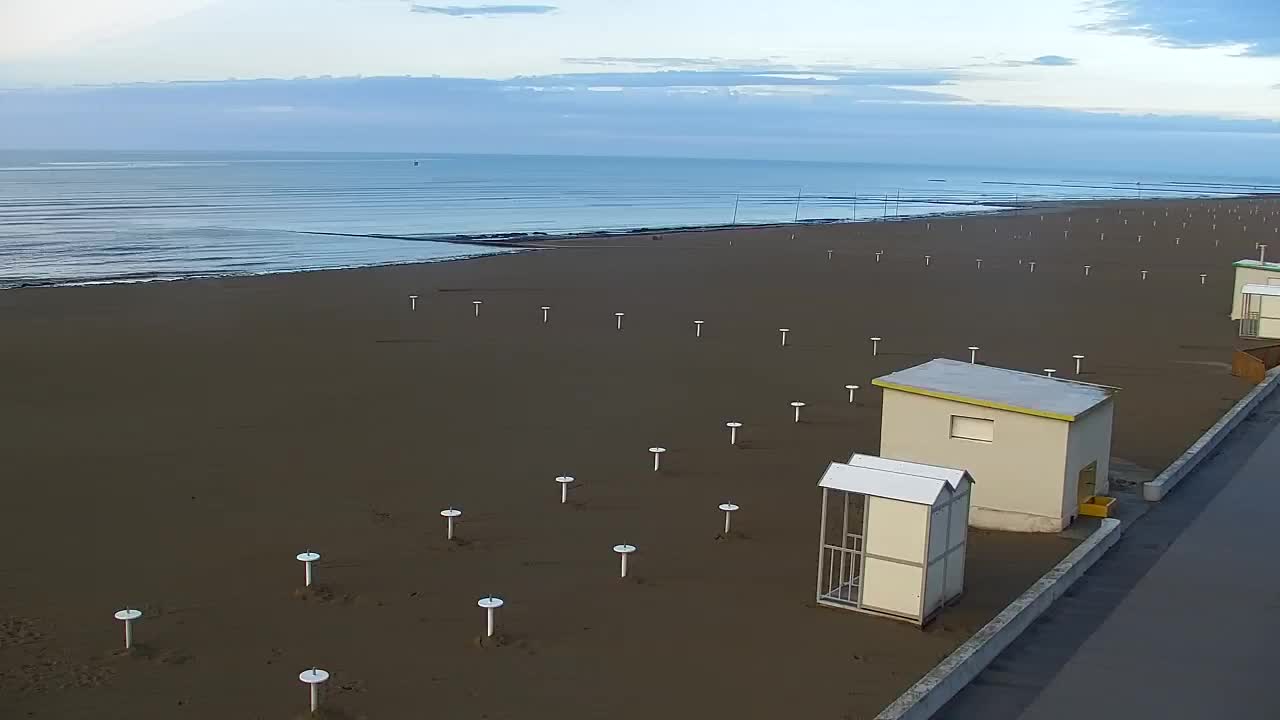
[1,0,1278,174]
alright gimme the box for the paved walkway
[936,390,1280,720]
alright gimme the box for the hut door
[1077,462,1097,503]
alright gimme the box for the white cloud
[0,0,217,61]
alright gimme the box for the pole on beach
[726,421,742,445]
[976,259,982,270]
[791,401,806,423]
[541,306,550,323]
[968,346,979,364]
[1044,369,1057,377]
[1141,270,1148,280]
[694,320,704,338]
[870,337,881,356]
[409,295,418,311]
[473,300,482,317]
[875,251,882,263]
[296,551,320,587]
[1073,354,1085,375]
[779,328,790,347]
[614,545,636,578]
[1200,274,1207,285]
[556,476,574,504]
[719,503,740,535]
[114,609,142,650]
[1029,261,1036,273]
[846,384,859,403]
[1084,265,1091,276]
[299,668,330,715]
[649,447,666,472]
[924,255,931,267]
[615,312,625,331]
[478,596,504,638]
[441,508,461,541]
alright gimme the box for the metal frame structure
[815,456,972,626]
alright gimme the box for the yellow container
[1079,495,1116,518]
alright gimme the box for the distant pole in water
[731,194,740,225]
[895,189,901,217]
[794,187,802,223]
[852,190,858,220]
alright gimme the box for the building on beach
[872,359,1116,533]
[1232,259,1280,339]
[815,453,973,626]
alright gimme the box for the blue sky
[1,0,1278,173]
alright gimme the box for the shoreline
[8,193,1269,292]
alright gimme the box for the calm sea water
[1,150,1276,288]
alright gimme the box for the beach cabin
[815,454,972,626]
[1231,259,1280,339]
[873,359,1116,533]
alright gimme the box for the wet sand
[0,197,1268,719]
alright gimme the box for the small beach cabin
[1232,259,1280,338]
[816,454,973,626]
[873,359,1116,533]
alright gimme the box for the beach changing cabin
[816,454,973,626]
[873,359,1116,533]
[1232,259,1280,338]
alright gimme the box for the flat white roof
[1241,283,1280,297]
[872,358,1114,422]
[818,455,972,505]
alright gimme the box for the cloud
[1088,0,1280,56]
[408,4,556,17]
[531,68,960,90]
[1001,55,1078,67]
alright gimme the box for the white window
[950,415,994,443]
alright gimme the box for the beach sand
[0,198,1261,718]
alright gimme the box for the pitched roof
[818,455,972,506]
[872,358,1113,422]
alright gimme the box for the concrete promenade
[936,389,1280,720]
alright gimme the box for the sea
[2,150,1277,289]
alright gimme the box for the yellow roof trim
[871,379,1079,422]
